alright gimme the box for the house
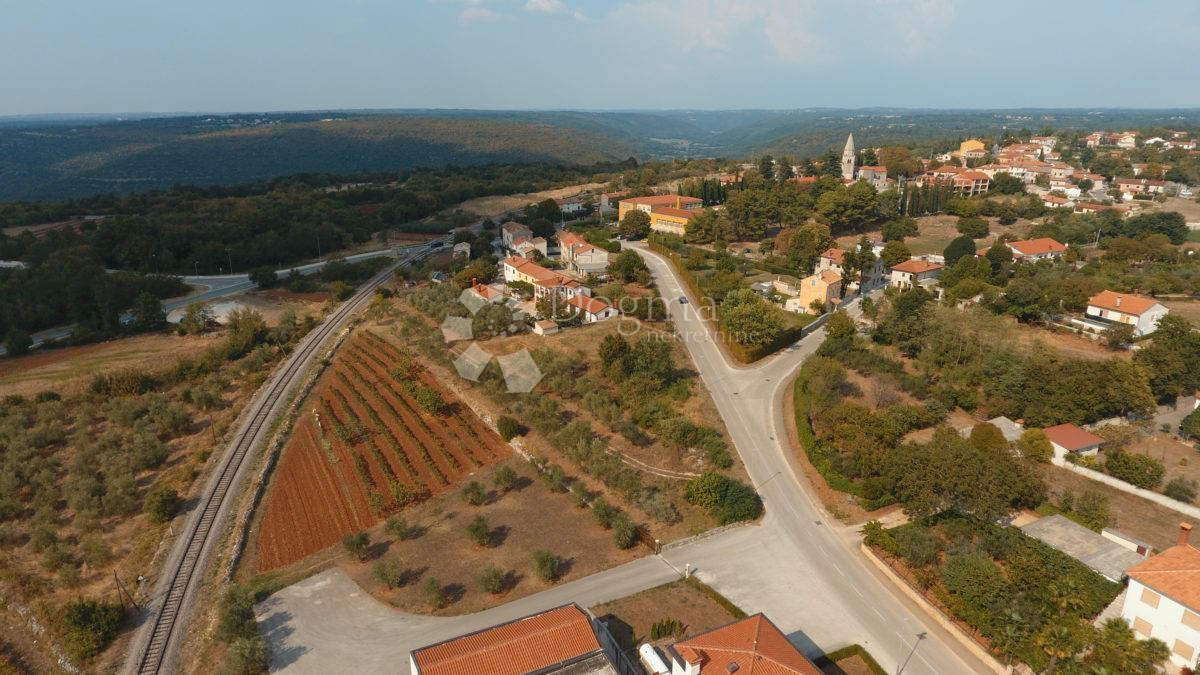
[514,237,549,258]
[617,196,703,236]
[657,613,821,675]
[1042,195,1074,209]
[1121,523,1200,670]
[409,603,627,675]
[1005,237,1067,261]
[465,282,511,304]
[1085,290,1168,337]
[889,259,942,290]
[1020,515,1146,583]
[784,270,841,314]
[532,319,560,336]
[857,165,890,190]
[503,256,589,301]
[501,221,533,250]
[817,247,845,275]
[556,196,585,215]
[566,295,616,323]
[558,231,610,276]
[1116,132,1138,149]
[598,190,629,213]
[952,170,990,195]
[1075,202,1129,217]
[1031,135,1058,150]
[959,138,986,155]
[1044,423,1105,458]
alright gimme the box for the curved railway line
[124,245,438,674]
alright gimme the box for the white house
[555,196,585,215]
[1085,290,1168,337]
[500,221,533,250]
[818,244,886,290]
[557,231,609,276]
[566,295,616,323]
[1120,523,1200,670]
[1004,237,1067,261]
[514,237,548,258]
[503,256,589,300]
[889,259,942,290]
[1043,423,1105,458]
[657,614,822,674]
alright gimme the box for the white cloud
[611,0,829,64]
[459,6,502,22]
[523,0,587,20]
[873,0,955,55]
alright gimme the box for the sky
[2,0,1199,116]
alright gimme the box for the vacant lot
[1126,432,1200,487]
[591,578,742,663]
[834,214,1025,257]
[339,460,643,615]
[454,181,605,219]
[0,333,223,399]
[1162,300,1200,324]
[1041,464,1191,551]
[1011,322,1126,361]
[253,330,509,571]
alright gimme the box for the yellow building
[784,270,842,314]
[617,195,702,236]
[959,139,985,154]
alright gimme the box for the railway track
[126,247,435,674]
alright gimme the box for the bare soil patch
[453,182,605,219]
[0,333,223,399]
[591,579,741,663]
[1161,300,1200,324]
[340,460,643,615]
[1126,433,1200,485]
[1011,322,1126,361]
[834,214,1025,257]
[1040,464,1190,551]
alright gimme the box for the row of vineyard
[255,331,509,570]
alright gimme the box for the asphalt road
[5,246,411,355]
[255,243,991,674]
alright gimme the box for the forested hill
[0,113,638,201]
[6,107,1200,201]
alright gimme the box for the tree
[423,577,446,609]
[720,292,785,347]
[532,549,560,582]
[248,266,279,289]
[956,216,989,238]
[467,515,491,546]
[969,423,1009,453]
[1074,490,1110,531]
[684,472,763,524]
[1133,315,1200,401]
[1101,323,1135,350]
[479,565,506,594]
[58,599,125,661]
[880,218,918,241]
[619,209,651,240]
[452,258,496,289]
[1077,618,1169,673]
[143,486,181,523]
[598,333,630,372]
[1104,450,1165,489]
[461,481,487,506]
[1017,429,1053,463]
[131,292,166,331]
[5,329,32,356]
[607,250,648,282]
[943,235,977,266]
[817,182,881,234]
[178,302,211,335]
[758,155,775,181]
[1182,409,1200,441]
[492,466,518,492]
[1164,477,1198,504]
[777,157,795,180]
[684,208,721,244]
[989,172,1025,194]
[342,531,370,561]
[880,240,911,268]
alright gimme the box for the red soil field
[255,331,509,570]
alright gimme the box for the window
[1184,610,1200,632]
[1174,640,1195,661]
[1141,588,1161,609]
[1133,617,1154,638]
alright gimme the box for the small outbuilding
[1020,514,1146,582]
[1044,423,1105,458]
[532,319,560,336]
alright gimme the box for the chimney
[1180,522,1194,547]
[675,196,681,209]
[1115,296,1122,307]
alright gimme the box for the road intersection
[255,243,992,674]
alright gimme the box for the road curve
[122,246,434,675]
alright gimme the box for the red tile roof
[1127,542,1200,613]
[410,604,604,675]
[1043,423,1104,451]
[1008,238,1066,256]
[820,248,845,264]
[1087,290,1161,317]
[504,256,558,283]
[567,294,611,316]
[620,195,702,207]
[671,614,820,675]
[891,259,943,274]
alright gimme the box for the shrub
[1074,490,1111,531]
[57,600,125,661]
[570,481,590,508]
[1017,429,1053,463]
[143,486,181,524]
[893,526,942,568]
[592,499,619,529]
[492,466,518,492]
[424,577,446,609]
[683,472,763,525]
[956,216,990,238]
[496,416,523,441]
[342,531,371,561]
[467,515,491,547]
[613,515,638,549]
[461,481,487,506]
[532,550,561,582]
[1164,477,1198,504]
[1105,451,1165,489]
[650,618,684,640]
[374,560,407,589]
[5,329,32,357]
[480,565,506,594]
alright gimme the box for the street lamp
[896,632,927,675]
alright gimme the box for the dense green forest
[5,108,1200,201]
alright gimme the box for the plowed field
[256,331,509,570]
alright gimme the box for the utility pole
[226,248,233,274]
[896,632,927,675]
